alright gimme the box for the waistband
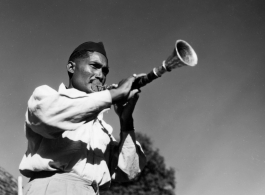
[30,171,98,193]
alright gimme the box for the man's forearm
[27,85,112,138]
[120,117,134,131]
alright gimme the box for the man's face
[70,51,109,93]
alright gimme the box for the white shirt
[19,84,146,189]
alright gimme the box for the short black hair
[67,41,108,79]
[69,50,92,63]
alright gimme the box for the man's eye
[90,64,100,69]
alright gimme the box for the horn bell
[165,40,198,71]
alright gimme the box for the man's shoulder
[32,85,57,98]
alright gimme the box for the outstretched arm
[26,85,112,138]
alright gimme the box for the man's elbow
[112,167,141,183]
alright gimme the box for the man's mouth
[88,80,106,92]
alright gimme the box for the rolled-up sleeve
[26,85,112,138]
[110,131,146,182]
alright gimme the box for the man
[19,41,146,195]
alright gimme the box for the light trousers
[23,172,99,195]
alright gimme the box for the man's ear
[66,61,76,74]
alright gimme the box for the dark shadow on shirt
[21,128,109,178]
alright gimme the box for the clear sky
[0,0,265,194]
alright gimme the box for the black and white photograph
[0,0,264,194]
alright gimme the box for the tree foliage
[101,132,176,195]
[0,167,17,195]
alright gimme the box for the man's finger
[127,89,140,100]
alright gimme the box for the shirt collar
[58,83,67,92]
[58,83,87,96]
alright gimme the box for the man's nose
[95,70,104,81]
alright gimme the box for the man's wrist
[120,117,134,131]
[121,125,135,131]
[121,128,135,132]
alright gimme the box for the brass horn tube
[132,39,198,89]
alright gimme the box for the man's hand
[109,73,145,130]
[109,73,146,104]
[109,76,135,104]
